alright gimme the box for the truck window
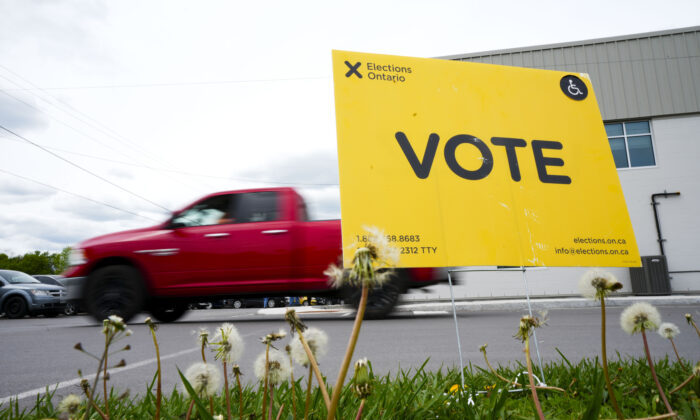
[171,195,232,227]
[233,191,279,223]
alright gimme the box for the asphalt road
[1,304,698,410]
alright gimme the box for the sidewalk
[395,294,700,313]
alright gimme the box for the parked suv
[0,270,66,318]
[33,275,79,316]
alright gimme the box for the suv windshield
[0,270,41,284]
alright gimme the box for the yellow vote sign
[332,50,640,268]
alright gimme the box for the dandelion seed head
[182,362,222,399]
[254,349,291,385]
[620,302,661,334]
[285,309,307,335]
[363,226,400,267]
[324,264,346,289]
[290,327,329,366]
[515,314,545,342]
[261,329,286,345]
[194,327,210,346]
[579,269,621,300]
[212,323,244,363]
[657,322,680,340]
[58,394,81,414]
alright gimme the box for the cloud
[0,1,108,62]
[236,150,339,186]
[234,150,341,220]
[298,187,341,221]
[0,178,56,202]
[0,93,49,131]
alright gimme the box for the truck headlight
[69,248,87,266]
[30,289,51,296]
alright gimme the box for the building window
[605,121,656,168]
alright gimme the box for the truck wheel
[149,303,188,323]
[267,299,276,308]
[232,299,243,309]
[4,296,28,319]
[344,269,407,319]
[86,265,145,323]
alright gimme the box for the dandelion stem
[689,318,700,339]
[355,399,366,420]
[669,339,687,372]
[85,336,111,420]
[275,403,285,420]
[524,337,545,420]
[289,356,297,420]
[641,330,675,417]
[263,344,270,420]
[224,361,231,420]
[82,384,109,420]
[601,297,625,419]
[201,340,207,363]
[269,385,274,420]
[148,327,162,420]
[327,284,369,420]
[235,369,243,420]
[669,371,696,394]
[185,399,195,420]
[297,327,330,409]
[103,334,110,419]
[304,365,313,420]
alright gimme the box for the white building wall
[404,114,700,301]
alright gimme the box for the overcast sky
[0,0,698,256]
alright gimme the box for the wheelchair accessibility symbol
[560,75,588,101]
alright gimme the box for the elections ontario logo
[344,60,412,83]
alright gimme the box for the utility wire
[1,75,329,91]
[0,168,161,222]
[0,134,340,187]
[0,88,153,166]
[0,70,211,192]
[0,124,172,213]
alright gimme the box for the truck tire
[85,265,146,323]
[267,299,276,308]
[149,303,188,323]
[4,296,28,319]
[343,269,407,319]
[232,299,243,309]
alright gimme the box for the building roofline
[438,25,700,60]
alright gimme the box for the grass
[1,354,697,419]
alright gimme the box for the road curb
[395,295,700,313]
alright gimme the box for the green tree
[0,248,71,274]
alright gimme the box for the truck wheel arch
[85,264,147,322]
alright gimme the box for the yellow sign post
[333,50,640,268]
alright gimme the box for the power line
[0,68,212,193]
[0,168,161,222]
[0,124,172,213]
[0,134,340,187]
[1,75,329,91]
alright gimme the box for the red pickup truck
[63,187,444,322]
